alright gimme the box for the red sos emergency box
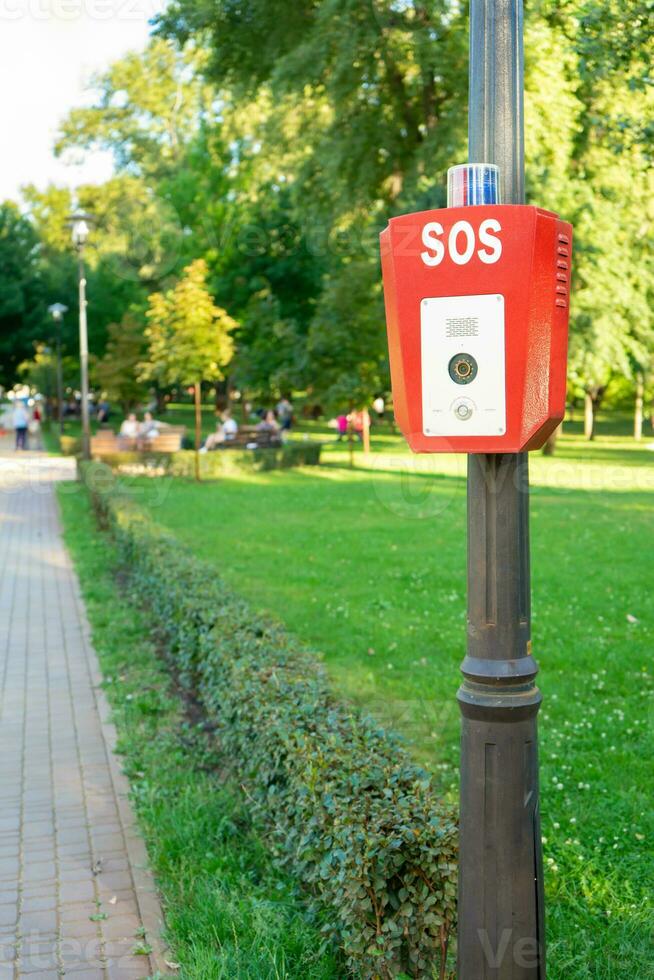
[380,171,573,454]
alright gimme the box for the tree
[23,181,152,362]
[623,355,654,441]
[157,0,468,402]
[157,0,468,217]
[302,258,388,412]
[156,0,654,437]
[56,39,215,182]
[42,41,219,368]
[54,39,223,289]
[209,186,328,400]
[18,344,58,414]
[95,314,148,412]
[56,35,330,400]
[140,259,236,478]
[522,3,654,448]
[22,0,653,437]
[0,203,47,386]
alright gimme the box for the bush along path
[81,464,459,980]
[58,484,341,980]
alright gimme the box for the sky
[0,0,166,204]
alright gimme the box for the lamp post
[48,303,68,435]
[457,3,545,977]
[69,213,94,460]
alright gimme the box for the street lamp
[48,303,68,435]
[69,212,95,460]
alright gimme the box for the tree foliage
[140,259,236,389]
[95,314,148,411]
[18,343,58,403]
[0,203,48,385]
[56,39,215,181]
[155,1,469,405]
[1,3,652,420]
[155,0,654,410]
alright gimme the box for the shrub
[87,441,322,477]
[85,472,458,979]
[60,434,82,456]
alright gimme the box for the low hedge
[89,441,322,477]
[60,434,82,456]
[85,471,458,979]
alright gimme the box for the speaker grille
[446,317,479,338]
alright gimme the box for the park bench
[91,430,121,455]
[90,424,186,456]
[214,426,282,450]
[149,426,187,452]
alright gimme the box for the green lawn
[131,424,654,979]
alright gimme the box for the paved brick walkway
[0,446,164,978]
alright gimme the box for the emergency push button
[454,399,474,421]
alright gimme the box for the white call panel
[421,293,506,438]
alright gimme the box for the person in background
[139,411,160,442]
[222,410,238,441]
[336,414,349,441]
[202,411,238,452]
[120,413,139,437]
[276,395,294,433]
[29,404,43,450]
[257,410,280,433]
[350,410,365,442]
[13,401,29,451]
[119,413,140,447]
[202,420,225,452]
[97,398,111,424]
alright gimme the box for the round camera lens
[449,353,478,385]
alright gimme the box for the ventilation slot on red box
[555,234,570,308]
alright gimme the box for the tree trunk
[634,372,644,441]
[585,386,606,441]
[542,421,563,457]
[155,389,167,415]
[215,378,229,413]
[194,381,202,482]
[362,408,371,455]
[584,392,595,441]
[348,400,355,469]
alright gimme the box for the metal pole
[78,252,91,460]
[457,3,545,979]
[56,323,64,436]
